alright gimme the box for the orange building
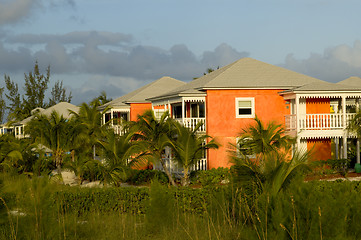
[149,58,361,168]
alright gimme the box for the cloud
[201,43,249,67]
[281,40,361,82]
[68,75,144,105]
[0,0,39,25]
[0,0,76,25]
[0,31,248,82]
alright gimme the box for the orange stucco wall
[307,139,331,161]
[305,98,331,160]
[130,103,152,121]
[306,98,330,114]
[206,89,289,169]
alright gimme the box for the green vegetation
[0,87,360,240]
[3,62,72,122]
[2,174,361,239]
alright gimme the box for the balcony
[176,118,206,132]
[285,113,356,131]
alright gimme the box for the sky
[1,0,361,105]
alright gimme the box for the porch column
[356,98,360,164]
[295,96,300,151]
[335,138,339,159]
[357,139,360,164]
[342,96,346,129]
[110,109,113,126]
[343,136,347,159]
[182,98,185,119]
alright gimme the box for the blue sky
[1,0,361,104]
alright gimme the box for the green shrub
[326,158,350,176]
[194,167,230,186]
[127,169,169,185]
[53,186,150,215]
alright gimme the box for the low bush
[326,158,351,176]
[193,167,230,186]
[127,169,169,185]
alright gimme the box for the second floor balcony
[285,113,356,131]
[175,117,206,132]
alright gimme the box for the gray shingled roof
[99,76,185,110]
[282,81,361,93]
[17,102,79,125]
[338,76,361,87]
[149,58,327,100]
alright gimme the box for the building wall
[307,139,332,161]
[130,103,152,121]
[206,89,289,169]
[305,98,331,161]
[306,98,330,114]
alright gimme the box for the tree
[4,75,24,121]
[90,91,112,107]
[98,129,145,186]
[4,61,72,121]
[48,80,72,107]
[0,134,24,173]
[0,87,6,124]
[69,102,107,160]
[236,116,293,160]
[230,118,309,198]
[136,110,177,186]
[193,66,219,80]
[171,121,219,186]
[22,61,50,111]
[26,111,73,174]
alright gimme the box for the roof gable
[153,58,326,99]
[338,76,361,87]
[100,76,185,109]
[19,102,79,125]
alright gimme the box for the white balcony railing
[285,113,356,131]
[154,157,207,175]
[112,125,126,135]
[176,118,206,132]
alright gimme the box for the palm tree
[0,134,24,173]
[231,150,310,197]
[230,117,308,197]
[136,110,177,186]
[236,116,293,160]
[69,102,107,160]
[171,121,219,186]
[26,110,72,174]
[98,129,145,186]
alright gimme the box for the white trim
[235,97,255,118]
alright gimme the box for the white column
[357,98,360,164]
[182,98,185,119]
[295,96,300,151]
[342,96,346,128]
[343,136,347,159]
[335,138,339,159]
[295,96,300,133]
[110,109,113,126]
[357,139,360,164]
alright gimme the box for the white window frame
[235,97,255,118]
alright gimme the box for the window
[190,103,205,118]
[172,105,182,119]
[154,109,166,120]
[236,98,255,118]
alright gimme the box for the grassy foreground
[2,174,361,240]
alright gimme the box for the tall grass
[1,174,361,239]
